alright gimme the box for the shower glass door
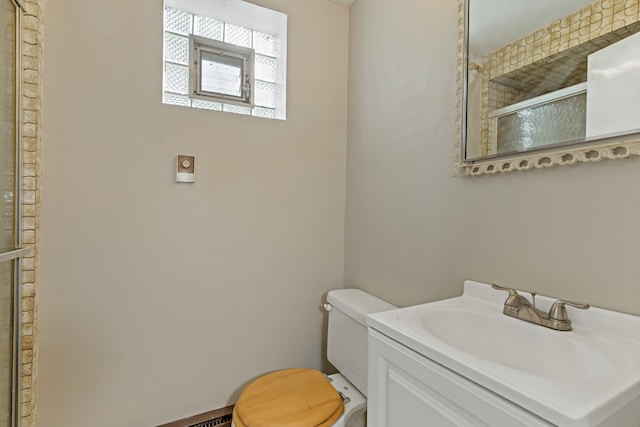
[0,1,24,426]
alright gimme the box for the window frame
[189,34,255,107]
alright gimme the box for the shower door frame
[3,0,29,426]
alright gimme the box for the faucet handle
[491,283,530,308]
[549,300,590,321]
[491,283,519,296]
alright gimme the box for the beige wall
[39,0,348,426]
[345,0,640,315]
[37,0,640,425]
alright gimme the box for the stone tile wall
[20,0,42,425]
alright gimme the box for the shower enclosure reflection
[464,0,640,161]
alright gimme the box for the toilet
[232,289,396,427]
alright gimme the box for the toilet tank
[326,289,396,396]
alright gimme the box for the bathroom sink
[367,280,640,427]
[419,307,615,382]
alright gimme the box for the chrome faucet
[491,284,590,331]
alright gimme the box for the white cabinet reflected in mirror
[456,0,640,175]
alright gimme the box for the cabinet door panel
[368,329,553,427]
[386,365,464,426]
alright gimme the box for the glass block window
[163,5,284,119]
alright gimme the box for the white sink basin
[420,307,616,382]
[367,280,640,427]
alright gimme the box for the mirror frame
[454,0,640,176]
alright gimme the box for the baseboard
[157,404,234,427]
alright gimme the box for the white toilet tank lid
[327,289,397,326]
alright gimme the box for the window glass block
[255,55,277,83]
[164,92,191,106]
[254,81,276,108]
[164,63,190,95]
[253,31,277,57]
[164,7,193,35]
[252,107,276,119]
[223,104,252,115]
[192,99,223,111]
[225,24,252,48]
[164,32,189,65]
[194,15,223,41]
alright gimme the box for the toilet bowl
[231,369,366,427]
[324,372,366,427]
[231,289,396,427]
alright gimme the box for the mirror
[457,0,640,175]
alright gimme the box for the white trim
[490,82,587,118]
[165,0,287,36]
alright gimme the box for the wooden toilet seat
[233,368,345,427]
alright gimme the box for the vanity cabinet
[366,280,640,426]
[367,329,552,427]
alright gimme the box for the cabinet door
[367,329,553,427]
